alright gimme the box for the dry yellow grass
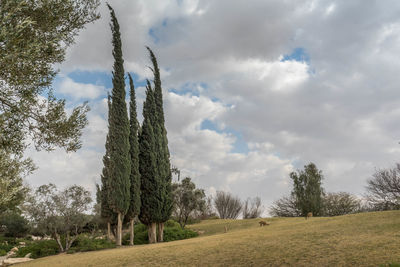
[18,211,400,266]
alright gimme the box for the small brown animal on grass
[259,221,269,227]
[306,212,313,220]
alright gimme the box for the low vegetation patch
[16,240,59,259]
[67,236,116,254]
[122,220,198,245]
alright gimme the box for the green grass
[19,211,400,266]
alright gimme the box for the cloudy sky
[26,0,400,213]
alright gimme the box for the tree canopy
[0,0,100,155]
[290,163,324,217]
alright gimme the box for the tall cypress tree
[100,94,116,241]
[126,73,141,245]
[106,4,130,246]
[147,47,173,242]
[138,80,162,243]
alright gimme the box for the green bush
[16,240,59,259]
[0,242,13,253]
[122,220,198,245]
[67,236,115,254]
[122,223,149,245]
[165,219,180,228]
[0,249,7,256]
[0,211,29,238]
[164,226,198,241]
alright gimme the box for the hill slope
[20,211,400,266]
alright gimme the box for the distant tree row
[98,5,172,246]
[270,162,400,217]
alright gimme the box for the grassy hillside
[19,211,400,266]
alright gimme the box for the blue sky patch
[282,47,310,63]
[201,119,249,154]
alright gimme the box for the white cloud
[58,77,105,100]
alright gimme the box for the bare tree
[269,195,300,217]
[366,164,400,210]
[214,191,242,219]
[323,192,361,216]
[243,197,263,219]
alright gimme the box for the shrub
[122,221,198,245]
[16,240,59,259]
[163,226,198,241]
[165,219,180,228]
[0,242,13,253]
[122,223,148,245]
[0,249,7,256]
[67,236,115,254]
[0,211,29,237]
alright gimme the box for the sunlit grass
[19,211,400,266]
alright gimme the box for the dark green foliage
[106,4,131,216]
[139,82,162,225]
[126,73,141,221]
[0,211,29,237]
[147,47,173,223]
[16,240,59,259]
[66,236,116,254]
[0,242,13,255]
[122,220,198,245]
[99,95,116,224]
[163,225,198,241]
[290,163,324,217]
[122,223,148,245]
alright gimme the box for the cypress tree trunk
[107,222,112,241]
[117,212,122,246]
[148,223,157,244]
[157,222,164,242]
[129,219,134,246]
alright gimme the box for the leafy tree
[214,191,242,219]
[147,47,172,242]
[23,184,92,253]
[243,197,263,219]
[126,73,141,245]
[172,177,206,229]
[323,192,361,216]
[198,196,217,219]
[0,210,29,237]
[269,195,300,217]
[290,163,325,217]
[366,164,400,210]
[106,4,131,246]
[0,0,99,156]
[139,81,161,243]
[0,151,32,214]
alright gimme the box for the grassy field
[19,211,400,266]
